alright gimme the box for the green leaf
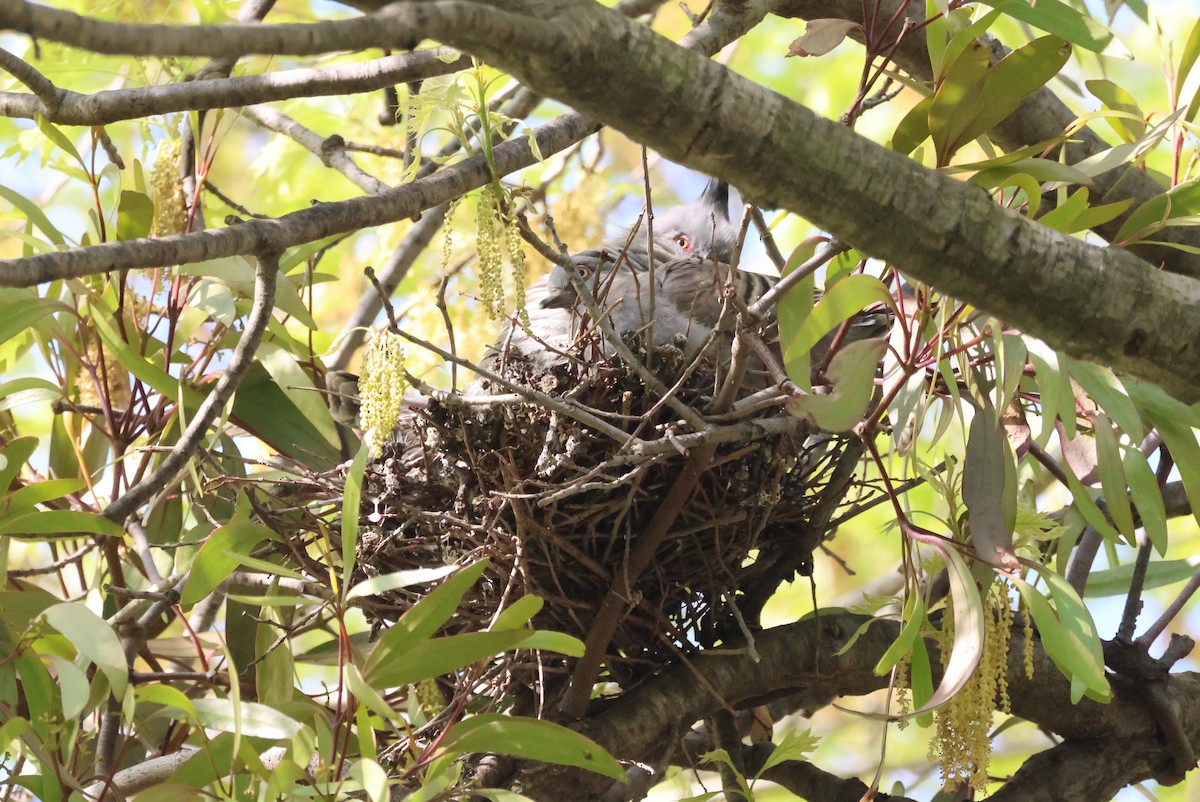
[229,363,341,469]
[756,726,820,776]
[257,342,340,452]
[0,436,38,495]
[178,257,316,330]
[1070,109,1183,179]
[902,539,985,718]
[944,37,1072,160]
[345,662,397,720]
[1123,447,1167,555]
[783,274,892,371]
[874,593,926,675]
[909,635,934,727]
[0,510,123,538]
[1114,175,1200,243]
[925,0,949,77]
[1066,197,1135,234]
[1068,359,1144,439]
[929,39,990,164]
[1086,79,1146,141]
[41,602,127,698]
[437,714,625,781]
[181,520,279,608]
[1037,188,1091,232]
[0,377,62,413]
[6,478,86,513]
[1178,18,1200,107]
[47,653,90,719]
[491,594,544,631]
[980,0,1114,52]
[788,338,886,432]
[1064,469,1120,543]
[362,561,489,679]
[519,631,585,656]
[366,629,531,687]
[340,443,369,593]
[938,8,1003,82]
[345,757,389,802]
[116,190,154,241]
[0,297,72,350]
[345,565,457,601]
[1146,410,1200,534]
[190,697,303,739]
[1027,348,1063,447]
[0,717,30,755]
[279,234,342,274]
[35,115,85,171]
[775,243,818,390]
[1018,567,1111,702]
[963,405,1018,568]
[1084,558,1197,597]
[892,94,934,155]
[971,157,1093,191]
[0,586,59,642]
[136,683,198,722]
[1092,414,1134,543]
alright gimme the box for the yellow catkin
[150,137,188,237]
[476,185,504,320]
[992,584,1013,715]
[505,218,531,333]
[1022,594,1036,680]
[894,654,912,730]
[358,331,408,455]
[413,677,446,719]
[928,578,1017,795]
[441,197,459,275]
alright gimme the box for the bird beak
[540,264,577,309]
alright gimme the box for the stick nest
[351,339,857,695]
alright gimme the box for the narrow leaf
[438,714,625,781]
[362,561,489,679]
[182,520,278,608]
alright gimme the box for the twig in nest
[561,442,719,718]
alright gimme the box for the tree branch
[0,48,470,124]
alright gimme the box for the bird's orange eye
[673,233,692,251]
